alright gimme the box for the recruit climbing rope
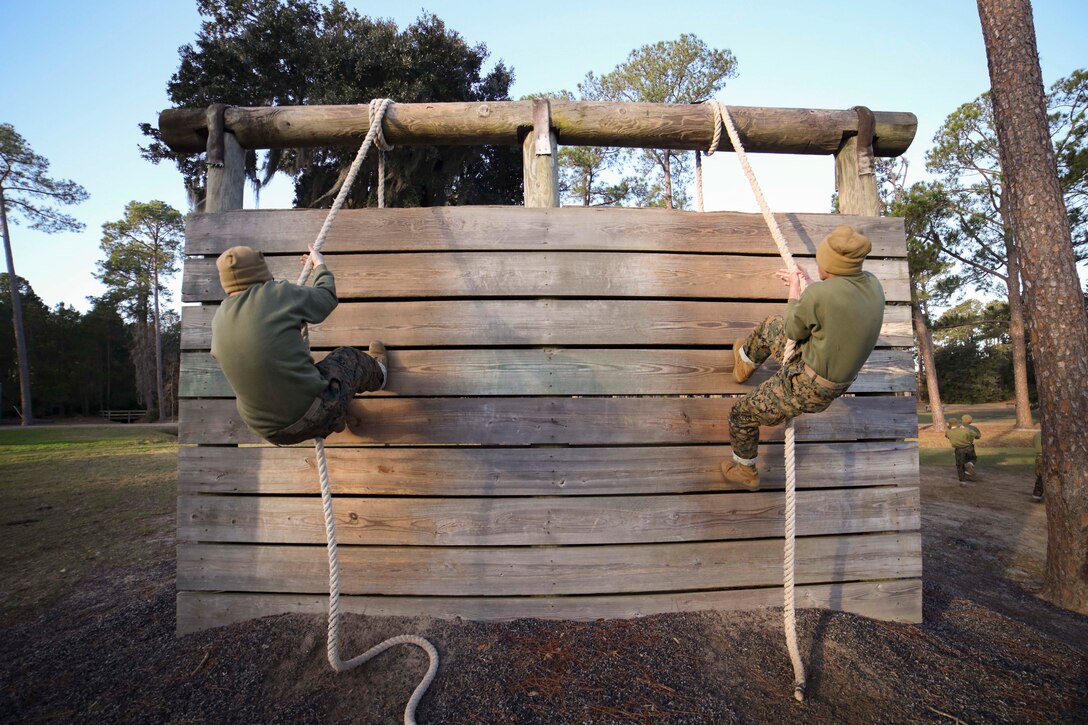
[296,98,439,725]
[704,99,808,702]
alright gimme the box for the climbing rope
[705,99,808,702]
[297,98,439,725]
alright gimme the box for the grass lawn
[0,425,179,626]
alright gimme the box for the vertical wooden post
[522,99,560,207]
[834,106,880,217]
[205,132,245,213]
[205,104,245,213]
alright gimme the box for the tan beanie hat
[961,414,973,424]
[815,225,872,276]
[217,246,272,294]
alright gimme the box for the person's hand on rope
[302,243,325,269]
[775,266,810,300]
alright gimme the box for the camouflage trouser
[265,346,385,446]
[953,445,977,481]
[1033,453,1044,498]
[729,315,850,461]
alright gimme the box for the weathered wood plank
[180,348,915,398]
[176,577,923,635]
[178,440,920,496]
[184,208,907,257]
[177,532,922,595]
[180,301,914,350]
[180,395,916,446]
[160,102,917,155]
[182,253,911,303]
[178,487,919,546]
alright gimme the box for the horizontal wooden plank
[182,253,911,303]
[177,532,921,595]
[180,301,914,349]
[180,349,916,398]
[178,487,919,546]
[180,395,917,445]
[176,577,923,634]
[185,207,907,257]
[178,440,920,496]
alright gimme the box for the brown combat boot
[721,461,760,491]
[368,340,388,389]
[733,338,756,383]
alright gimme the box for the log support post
[834,106,881,217]
[522,99,560,208]
[205,104,246,213]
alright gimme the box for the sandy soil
[2,460,1086,724]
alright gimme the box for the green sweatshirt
[965,424,982,439]
[784,272,885,383]
[945,426,980,449]
[211,265,337,438]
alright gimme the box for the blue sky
[2,0,1085,312]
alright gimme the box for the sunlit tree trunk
[912,297,946,432]
[1004,233,1034,428]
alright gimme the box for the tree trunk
[153,260,166,421]
[0,190,34,425]
[662,153,674,210]
[913,297,946,432]
[978,0,1088,613]
[1004,234,1034,428]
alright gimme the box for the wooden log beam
[159,101,917,156]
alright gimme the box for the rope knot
[369,98,395,152]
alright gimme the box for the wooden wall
[176,206,921,635]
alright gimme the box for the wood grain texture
[179,394,917,446]
[178,487,919,546]
[178,440,920,496]
[177,532,921,595]
[182,253,911,303]
[181,301,914,350]
[160,102,917,155]
[180,348,916,398]
[184,207,907,256]
[176,577,923,635]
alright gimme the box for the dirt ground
[2,431,1087,722]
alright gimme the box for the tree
[978,0,1088,613]
[141,0,521,209]
[927,70,1088,429]
[0,124,88,425]
[581,34,737,209]
[894,182,962,431]
[95,201,184,421]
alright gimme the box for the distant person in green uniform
[960,414,981,475]
[945,417,980,485]
[1032,429,1044,502]
[721,225,885,490]
[211,244,388,445]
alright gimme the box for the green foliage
[95,201,184,320]
[0,123,88,233]
[893,182,961,315]
[140,0,521,208]
[0,276,138,419]
[580,34,737,105]
[926,69,1088,290]
[577,34,737,209]
[930,299,1036,404]
[95,201,184,419]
